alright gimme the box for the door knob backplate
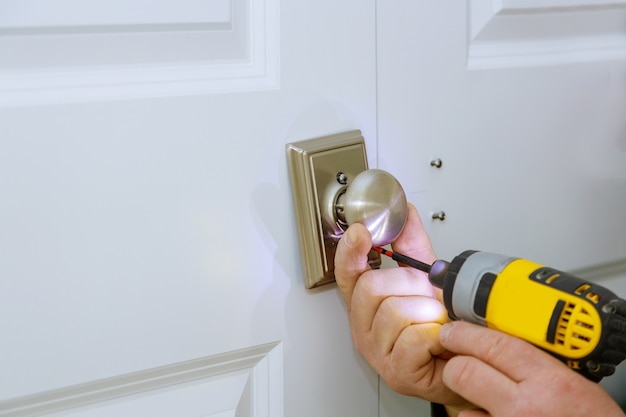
[286,130,381,289]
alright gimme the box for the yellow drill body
[431,250,626,381]
[487,259,602,363]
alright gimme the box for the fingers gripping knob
[336,169,408,247]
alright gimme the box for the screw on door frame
[430,159,443,168]
[432,211,446,221]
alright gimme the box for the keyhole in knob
[334,169,408,247]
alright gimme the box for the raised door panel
[377,2,626,414]
[378,0,626,272]
[2,344,281,417]
[0,1,379,416]
[468,0,626,69]
[0,0,278,105]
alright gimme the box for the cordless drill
[375,248,626,382]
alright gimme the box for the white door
[4,2,625,417]
[0,1,385,416]
[377,1,626,414]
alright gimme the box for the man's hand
[334,204,468,407]
[439,321,625,417]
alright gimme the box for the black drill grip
[582,297,626,382]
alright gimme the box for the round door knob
[336,169,408,247]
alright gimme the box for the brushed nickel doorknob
[335,169,408,247]
[287,131,405,288]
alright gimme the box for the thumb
[334,223,372,309]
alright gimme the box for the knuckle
[380,361,412,395]
[377,296,403,318]
[446,356,476,391]
[482,332,510,364]
[356,270,384,296]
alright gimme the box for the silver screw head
[430,159,443,168]
[432,211,446,221]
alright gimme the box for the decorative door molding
[0,0,280,106]
[0,342,283,417]
[468,0,626,69]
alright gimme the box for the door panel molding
[468,0,626,69]
[0,0,232,30]
[0,0,279,106]
[0,342,282,417]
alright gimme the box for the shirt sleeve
[430,403,448,417]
